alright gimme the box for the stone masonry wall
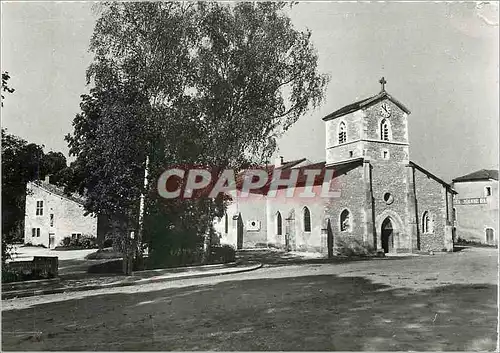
[413,168,448,251]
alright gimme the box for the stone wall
[413,167,448,251]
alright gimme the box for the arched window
[422,211,433,234]
[340,209,351,232]
[224,213,228,234]
[380,119,390,141]
[338,121,347,144]
[276,212,282,235]
[303,207,311,232]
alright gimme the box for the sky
[1,1,499,183]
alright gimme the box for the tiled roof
[452,169,499,183]
[408,161,457,194]
[33,181,86,206]
[323,90,411,121]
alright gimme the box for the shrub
[210,244,236,263]
[58,235,98,249]
[335,238,376,257]
[1,268,55,283]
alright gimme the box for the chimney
[274,156,284,167]
[44,175,50,184]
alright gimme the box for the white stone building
[24,179,98,248]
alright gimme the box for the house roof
[322,90,411,121]
[32,180,86,206]
[408,161,457,194]
[452,169,499,183]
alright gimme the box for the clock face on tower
[380,102,391,118]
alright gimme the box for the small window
[340,209,351,232]
[71,233,82,239]
[338,122,347,144]
[36,228,40,237]
[380,119,390,141]
[50,214,54,227]
[349,151,353,158]
[32,228,36,237]
[36,200,44,216]
[276,212,282,235]
[224,213,228,234]
[303,207,311,232]
[381,149,390,160]
[383,192,394,205]
[485,186,492,197]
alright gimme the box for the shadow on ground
[236,248,394,266]
[2,273,497,351]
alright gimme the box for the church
[215,78,456,255]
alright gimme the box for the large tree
[67,2,329,268]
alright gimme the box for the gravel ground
[2,246,497,351]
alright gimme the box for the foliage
[2,268,55,283]
[1,128,66,267]
[68,2,328,267]
[209,244,236,263]
[335,238,377,257]
[57,235,98,249]
[1,71,15,107]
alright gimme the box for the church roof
[408,161,457,194]
[452,169,499,183]
[322,90,411,121]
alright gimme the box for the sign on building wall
[246,220,261,231]
[456,198,487,205]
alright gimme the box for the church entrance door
[381,217,393,253]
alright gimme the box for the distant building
[24,178,98,248]
[452,169,498,245]
[215,78,457,254]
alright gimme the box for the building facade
[216,79,456,255]
[452,170,498,245]
[24,180,98,248]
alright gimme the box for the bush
[21,243,47,248]
[2,268,55,283]
[210,244,236,263]
[335,238,376,257]
[57,235,97,250]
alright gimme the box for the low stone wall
[7,256,58,277]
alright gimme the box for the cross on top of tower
[379,77,387,92]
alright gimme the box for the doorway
[236,214,244,250]
[485,228,495,245]
[49,233,56,249]
[381,217,393,253]
[327,219,334,258]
